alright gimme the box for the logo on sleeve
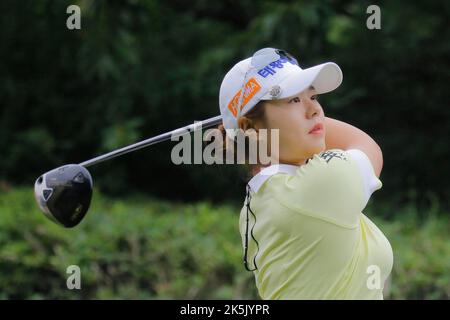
[319,150,348,163]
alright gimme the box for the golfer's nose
[306,99,320,119]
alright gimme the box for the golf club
[34,115,222,228]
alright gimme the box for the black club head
[34,164,93,228]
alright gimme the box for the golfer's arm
[324,116,383,177]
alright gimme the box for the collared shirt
[239,148,393,299]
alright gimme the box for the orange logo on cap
[228,77,262,117]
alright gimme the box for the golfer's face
[263,87,326,165]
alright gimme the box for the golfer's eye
[311,95,319,101]
[288,97,301,103]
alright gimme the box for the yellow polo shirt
[239,148,393,299]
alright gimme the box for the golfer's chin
[277,137,326,165]
[305,139,326,157]
[279,147,324,166]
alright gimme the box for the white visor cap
[219,49,343,136]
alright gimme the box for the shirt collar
[248,164,299,193]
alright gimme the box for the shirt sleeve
[272,149,382,228]
[346,149,382,207]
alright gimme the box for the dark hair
[216,101,267,176]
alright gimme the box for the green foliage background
[0,0,449,208]
[0,0,449,299]
[1,188,449,299]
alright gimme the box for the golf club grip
[79,115,223,168]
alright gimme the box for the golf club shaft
[79,115,223,168]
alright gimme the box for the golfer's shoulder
[271,148,382,210]
[258,149,354,194]
[263,150,361,227]
[298,148,378,183]
[252,148,381,201]
[291,148,359,183]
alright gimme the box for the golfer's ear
[238,116,258,132]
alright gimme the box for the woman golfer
[218,48,393,299]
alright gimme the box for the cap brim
[261,62,343,100]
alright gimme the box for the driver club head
[34,164,93,228]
